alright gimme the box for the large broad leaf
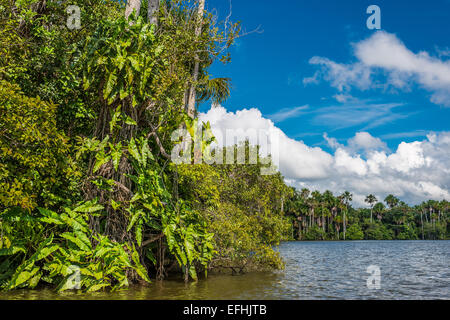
[73,201,104,213]
[93,154,111,174]
[124,116,137,126]
[57,271,82,292]
[119,86,129,100]
[61,233,91,251]
[59,212,88,233]
[28,272,42,289]
[131,245,150,283]
[127,209,143,232]
[6,235,52,288]
[73,230,92,251]
[128,138,141,163]
[126,65,134,86]
[9,266,40,288]
[184,237,195,265]
[110,142,122,172]
[141,139,154,165]
[35,245,60,261]
[37,207,64,225]
[27,234,55,263]
[0,245,26,256]
[189,264,198,281]
[127,55,141,72]
[115,54,126,70]
[184,225,196,264]
[94,245,112,260]
[135,221,143,247]
[103,72,117,101]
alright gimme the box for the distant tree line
[284,189,449,241]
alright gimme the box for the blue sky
[201,0,450,152]
[197,0,450,205]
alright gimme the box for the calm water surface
[1,241,449,300]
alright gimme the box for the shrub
[0,80,80,211]
[346,224,364,240]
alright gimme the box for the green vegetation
[0,0,290,292]
[0,0,448,294]
[285,189,449,241]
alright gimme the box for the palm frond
[197,77,231,104]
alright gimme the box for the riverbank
[1,241,448,300]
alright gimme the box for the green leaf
[127,209,143,232]
[132,95,138,107]
[103,72,117,101]
[141,139,154,164]
[111,199,120,210]
[73,201,104,213]
[10,266,40,288]
[136,221,143,247]
[128,138,141,163]
[119,87,129,100]
[110,143,123,172]
[35,245,60,261]
[124,116,137,126]
[60,211,88,233]
[126,65,133,85]
[61,233,91,251]
[38,207,64,225]
[93,154,110,174]
[28,272,42,289]
[127,56,140,71]
[0,245,26,256]
[74,230,92,251]
[189,264,198,281]
[131,245,150,283]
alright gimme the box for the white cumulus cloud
[305,31,450,107]
[199,105,450,206]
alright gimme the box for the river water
[1,240,449,300]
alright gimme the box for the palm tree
[300,188,311,200]
[322,190,335,233]
[311,191,322,228]
[329,195,339,235]
[339,191,353,240]
[334,215,342,240]
[373,202,385,221]
[365,194,377,223]
[384,194,399,209]
[418,203,426,240]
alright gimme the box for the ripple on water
[0,240,448,300]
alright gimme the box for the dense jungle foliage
[0,0,291,292]
[0,0,448,293]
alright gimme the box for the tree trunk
[125,0,142,19]
[186,0,206,118]
[343,211,346,240]
[298,222,302,240]
[148,0,159,25]
[420,210,424,240]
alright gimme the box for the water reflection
[1,241,448,300]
